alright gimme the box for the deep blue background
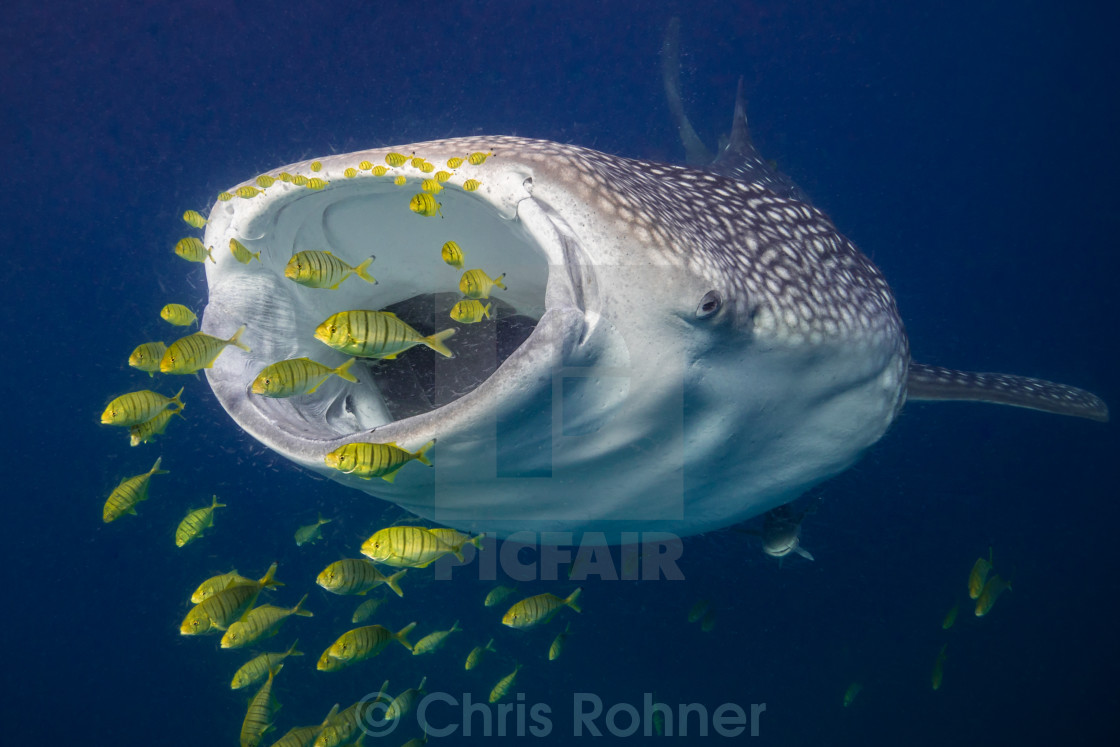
[2,1,1117,744]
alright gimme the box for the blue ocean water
[2,1,1117,744]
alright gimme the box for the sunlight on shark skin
[198,136,1107,543]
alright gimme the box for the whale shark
[197,66,1107,543]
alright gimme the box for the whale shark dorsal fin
[906,362,1109,422]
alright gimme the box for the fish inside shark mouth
[224,179,558,434]
[359,292,537,421]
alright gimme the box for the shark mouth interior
[204,172,556,447]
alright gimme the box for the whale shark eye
[695,290,722,319]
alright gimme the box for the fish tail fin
[317,512,332,526]
[414,439,436,467]
[333,357,359,383]
[228,325,251,352]
[906,362,1108,422]
[494,273,507,290]
[482,302,492,319]
[423,328,457,358]
[355,256,377,284]
[286,639,304,657]
[207,245,216,263]
[485,638,496,652]
[291,593,313,617]
[565,587,583,613]
[395,621,417,651]
[469,532,485,550]
[170,387,186,409]
[149,456,169,476]
[211,495,226,509]
[450,619,461,632]
[386,569,407,598]
[259,561,284,589]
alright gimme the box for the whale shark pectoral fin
[906,362,1109,422]
[794,546,815,562]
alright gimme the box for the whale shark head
[200,136,911,540]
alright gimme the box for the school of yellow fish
[96,146,618,746]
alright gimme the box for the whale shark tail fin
[906,362,1108,422]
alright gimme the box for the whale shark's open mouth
[201,142,598,527]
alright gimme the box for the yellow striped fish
[440,240,465,268]
[317,622,416,670]
[310,161,323,172]
[128,401,184,446]
[360,525,461,568]
[270,704,338,747]
[235,185,263,199]
[240,668,278,747]
[386,152,408,167]
[463,178,482,191]
[174,236,214,263]
[484,585,516,608]
[549,622,572,661]
[102,457,169,523]
[385,676,427,720]
[358,160,373,170]
[434,170,452,183]
[255,174,277,188]
[284,250,376,289]
[467,151,491,165]
[127,341,167,377]
[324,440,434,483]
[180,562,280,635]
[229,238,261,264]
[231,640,303,690]
[316,558,407,597]
[413,621,461,656]
[306,177,328,190]
[465,638,496,670]
[450,299,492,324]
[968,549,993,599]
[931,643,948,691]
[343,167,357,178]
[160,303,197,327]
[446,157,464,168]
[459,268,507,299]
[294,513,332,547]
[313,693,388,747]
[160,325,250,374]
[409,192,442,217]
[502,588,582,630]
[191,565,284,604]
[182,209,207,228]
[489,664,522,704]
[421,178,443,194]
[174,495,225,547]
[941,603,959,630]
[314,310,455,359]
[251,357,358,398]
[101,388,184,426]
[221,594,313,649]
[974,575,1011,617]
[351,597,385,623]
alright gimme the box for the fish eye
[695,290,722,319]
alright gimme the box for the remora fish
[196,28,1107,542]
